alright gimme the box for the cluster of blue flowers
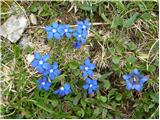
[31,53,71,96]
[80,58,98,95]
[44,20,90,49]
[123,68,148,91]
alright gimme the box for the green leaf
[112,56,121,64]
[141,13,152,20]
[100,96,107,103]
[103,80,110,90]
[100,13,111,24]
[53,74,65,83]
[102,108,107,118]
[69,61,79,69]
[127,55,137,64]
[79,3,97,11]
[148,65,156,72]
[93,107,100,117]
[30,3,38,13]
[73,93,81,105]
[80,99,86,109]
[128,42,137,51]
[111,16,123,29]
[99,72,113,81]
[123,13,139,28]
[116,93,122,101]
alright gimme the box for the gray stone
[0,15,28,43]
[19,35,32,48]
[29,14,37,25]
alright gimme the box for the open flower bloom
[44,22,62,40]
[76,19,90,31]
[43,62,61,80]
[57,24,74,38]
[80,58,95,78]
[31,53,50,74]
[123,68,148,91]
[53,83,72,96]
[83,78,98,95]
[73,29,88,44]
[36,77,51,91]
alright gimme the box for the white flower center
[64,29,68,32]
[78,35,81,37]
[50,69,53,73]
[42,82,45,85]
[39,60,43,65]
[89,84,92,88]
[85,67,89,70]
[82,25,86,29]
[52,29,56,33]
[60,87,64,90]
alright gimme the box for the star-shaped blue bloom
[36,77,51,91]
[57,24,74,39]
[123,68,149,91]
[76,19,90,31]
[83,78,98,95]
[73,29,88,44]
[72,41,82,49]
[43,62,61,80]
[80,58,95,78]
[44,22,62,40]
[31,53,50,74]
[53,83,72,96]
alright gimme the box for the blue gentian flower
[31,53,50,73]
[53,83,72,96]
[123,68,149,91]
[83,78,98,95]
[58,24,74,38]
[80,58,95,78]
[36,77,51,91]
[76,19,90,31]
[43,62,61,80]
[73,29,88,44]
[72,41,82,49]
[44,22,62,40]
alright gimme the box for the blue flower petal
[54,33,61,40]
[82,72,88,78]
[92,85,98,91]
[47,32,54,39]
[43,71,49,76]
[52,62,58,69]
[53,89,60,94]
[123,74,131,81]
[31,60,38,67]
[80,65,85,70]
[64,84,71,90]
[89,63,95,69]
[36,66,44,73]
[38,84,43,90]
[140,76,148,84]
[126,80,132,90]
[43,63,50,69]
[133,84,142,91]
[84,58,90,65]
[92,80,97,85]
[42,54,50,61]
[83,84,89,90]
[34,53,41,59]
[52,22,58,28]
[133,68,140,76]
[86,78,92,84]
[54,69,61,76]
[43,82,51,91]
[88,88,93,95]
[81,38,86,44]
[66,32,71,38]
[49,73,55,80]
[44,26,52,31]
[87,70,94,76]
